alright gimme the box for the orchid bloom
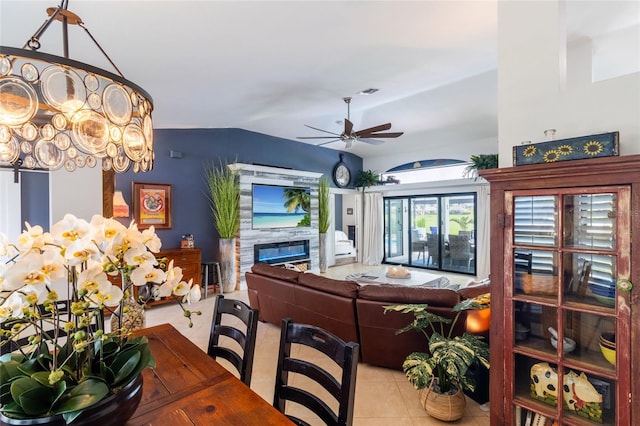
[0,232,14,257]
[171,279,191,297]
[123,245,157,267]
[77,262,111,295]
[64,236,101,266]
[50,213,91,246]
[40,246,67,282]
[2,251,49,295]
[90,215,127,248]
[94,283,124,307]
[182,280,201,304]
[15,222,50,252]
[141,226,162,253]
[130,263,167,287]
[0,292,28,323]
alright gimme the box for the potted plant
[204,161,240,292]
[317,176,330,273]
[353,169,379,189]
[463,154,498,180]
[0,214,200,424]
[384,293,490,421]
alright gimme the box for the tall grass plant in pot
[317,176,330,272]
[205,161,240,293]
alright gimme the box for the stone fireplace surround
[230,164,322,289]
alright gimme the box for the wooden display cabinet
[481,155,639,426]
[108,248,201,308]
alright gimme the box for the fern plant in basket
[384,293,490,421]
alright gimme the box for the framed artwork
[132,182,172,229]
[346,208,354,215]
[513,131,619,166]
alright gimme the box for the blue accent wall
[21,171,49,229]
[115,128,362,262]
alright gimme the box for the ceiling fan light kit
[297,97,403,148]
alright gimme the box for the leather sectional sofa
[246,263,490,370]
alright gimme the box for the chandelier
[0,1,154,173]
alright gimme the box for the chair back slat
[274,317,359,426]
[207,295,258,386]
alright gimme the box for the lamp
[112,190,129,218]
[0,1,154,173]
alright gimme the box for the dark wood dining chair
[207,295,258,386]
[273,318,359,426]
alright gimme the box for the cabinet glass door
[507,187,630,425]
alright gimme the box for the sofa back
[246,266,360,344]
[356,285,464,369]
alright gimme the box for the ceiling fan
[297,97,403,148]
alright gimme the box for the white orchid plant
[0,214,201,423]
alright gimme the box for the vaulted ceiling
[1,1,637,171]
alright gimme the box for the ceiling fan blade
[344,119,353,135]
[317,139,342,146]
[360,132,404,138]
[297,136,344,139]
[359,138,385,145]
[354,123,391,135]
[304,124,341,136]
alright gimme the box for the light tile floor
[145,263,490,425]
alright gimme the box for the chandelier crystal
[0,3,154,173]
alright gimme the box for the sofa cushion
[251,263,300,283]
[358,284,460,306]
[297,273,360,298]
[458,282,491,300]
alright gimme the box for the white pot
[319,232,328,273]
[219,237,237,292]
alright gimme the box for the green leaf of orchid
[18,387,54,416]
[111,350,141,386]
[53,378,109,414]
[30,371,54,388]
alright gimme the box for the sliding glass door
[384,192,477,275]
[384,198,408,262]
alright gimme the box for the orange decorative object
[466,308,491,333]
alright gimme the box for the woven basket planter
[418,385,466,421]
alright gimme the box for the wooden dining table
[127,323,293,425]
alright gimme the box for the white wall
[0,170,21,242]
[498,1,640,167]
[49,167,103,224]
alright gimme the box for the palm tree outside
[283,188,310,226]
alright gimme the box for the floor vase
[319,232,328,273]
[219,237,237,292]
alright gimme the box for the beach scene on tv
[252,184,311,229]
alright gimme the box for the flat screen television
[252,184,311,229]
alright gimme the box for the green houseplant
[463,154,498,180]
[384,293,490,421]
[317,176,331,272]
[353,169,379,189]
[204,161,240,292]
[0,214,200,424]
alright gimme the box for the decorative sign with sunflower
[513,131,619,166]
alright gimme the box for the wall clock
[333,154,351,188]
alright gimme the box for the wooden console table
[128,323,292,425]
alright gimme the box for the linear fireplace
[254,240,310,265]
